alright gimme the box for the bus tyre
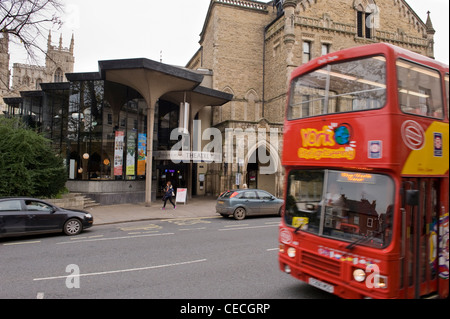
[233,207,246,220]
[63,218,83,236]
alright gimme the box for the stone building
[0,33,11,112]
[186,0,436,197]
[0,32,74,113]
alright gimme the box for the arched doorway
[244,141,282,197]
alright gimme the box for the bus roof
[291,43,449,81]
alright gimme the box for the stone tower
[45,32,75,83]
[0,33,10,112]
[11,32,75,92]
[0,33,10,91]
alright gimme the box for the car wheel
[278,207,283,217]
[63,218,83,236]
[233,207,246,220]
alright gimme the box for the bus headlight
[287,247,296,258]
[353,269,366,282]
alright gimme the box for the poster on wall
[114,131,125,176]
[137,133,147,176]
[126,131,136,176]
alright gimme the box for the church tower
[0,32,10,92]
[45,32,75,83]
[0,33,11,113]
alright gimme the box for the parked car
[216,189,284,220]
[0,198,94,238]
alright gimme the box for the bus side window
[397,59,444,119]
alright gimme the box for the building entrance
[156,162,188,198]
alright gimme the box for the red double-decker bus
[279,43,449,299]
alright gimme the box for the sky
[8,0,450,72]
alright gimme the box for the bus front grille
[302,251,341,277]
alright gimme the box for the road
[0,215,333,301]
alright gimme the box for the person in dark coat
[162,181,176,210]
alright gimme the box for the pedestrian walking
[162,181,176,210]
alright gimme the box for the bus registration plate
[308,277,334,294]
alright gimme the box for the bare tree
[1,0,63,62]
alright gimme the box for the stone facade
[0,33,11,112]
[0,32,75,113]
[186,0,435,197]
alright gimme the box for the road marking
[33,259,208,282]
[120,224,163,232]
[71,235,104,241]
[160,216,221,222]
[266,248,279,251]
[218,225,278,231]
[179,227,207,231]
[166,218,212,226]
[36,292,45,299]
[127,231,159,235]
[56,232,174,244]
[3,240,41,246]
[265,221,280,225]
[224,224,249,228]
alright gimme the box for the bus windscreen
[285,170,395,249]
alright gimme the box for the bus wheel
[233,207,246,220]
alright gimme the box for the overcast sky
[9,0,450,71]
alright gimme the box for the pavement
[85,196,219,225]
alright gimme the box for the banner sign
[137,133,147,176]
[114,131,125,176]
[126,131,136,176]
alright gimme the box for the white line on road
[33,259,208,282]
[3,240,41,246]
[36,292,45,299]
[218,225,278,231]
[266,248,279,251]
[223,224,249,228]
[56,232,174,244]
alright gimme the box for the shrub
[0,118,67,198]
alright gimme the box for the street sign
[175,188,188,205]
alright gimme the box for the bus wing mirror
[406,190,419,206]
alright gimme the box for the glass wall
[6,79,186,187]
[65,80,148,181]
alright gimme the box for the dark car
[216,189,284,220]
[0,198,94,238]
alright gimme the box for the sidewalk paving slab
[85,196,219,225]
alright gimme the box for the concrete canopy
[98,58,208,206]
[161,85,234,117]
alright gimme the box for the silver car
[216,189,284,220]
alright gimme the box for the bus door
[401,178,439,299]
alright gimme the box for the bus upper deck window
[397,59,444,119]
[288,56,386,120]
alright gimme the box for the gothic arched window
[54,68,64,82]
[354,0,378,39]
